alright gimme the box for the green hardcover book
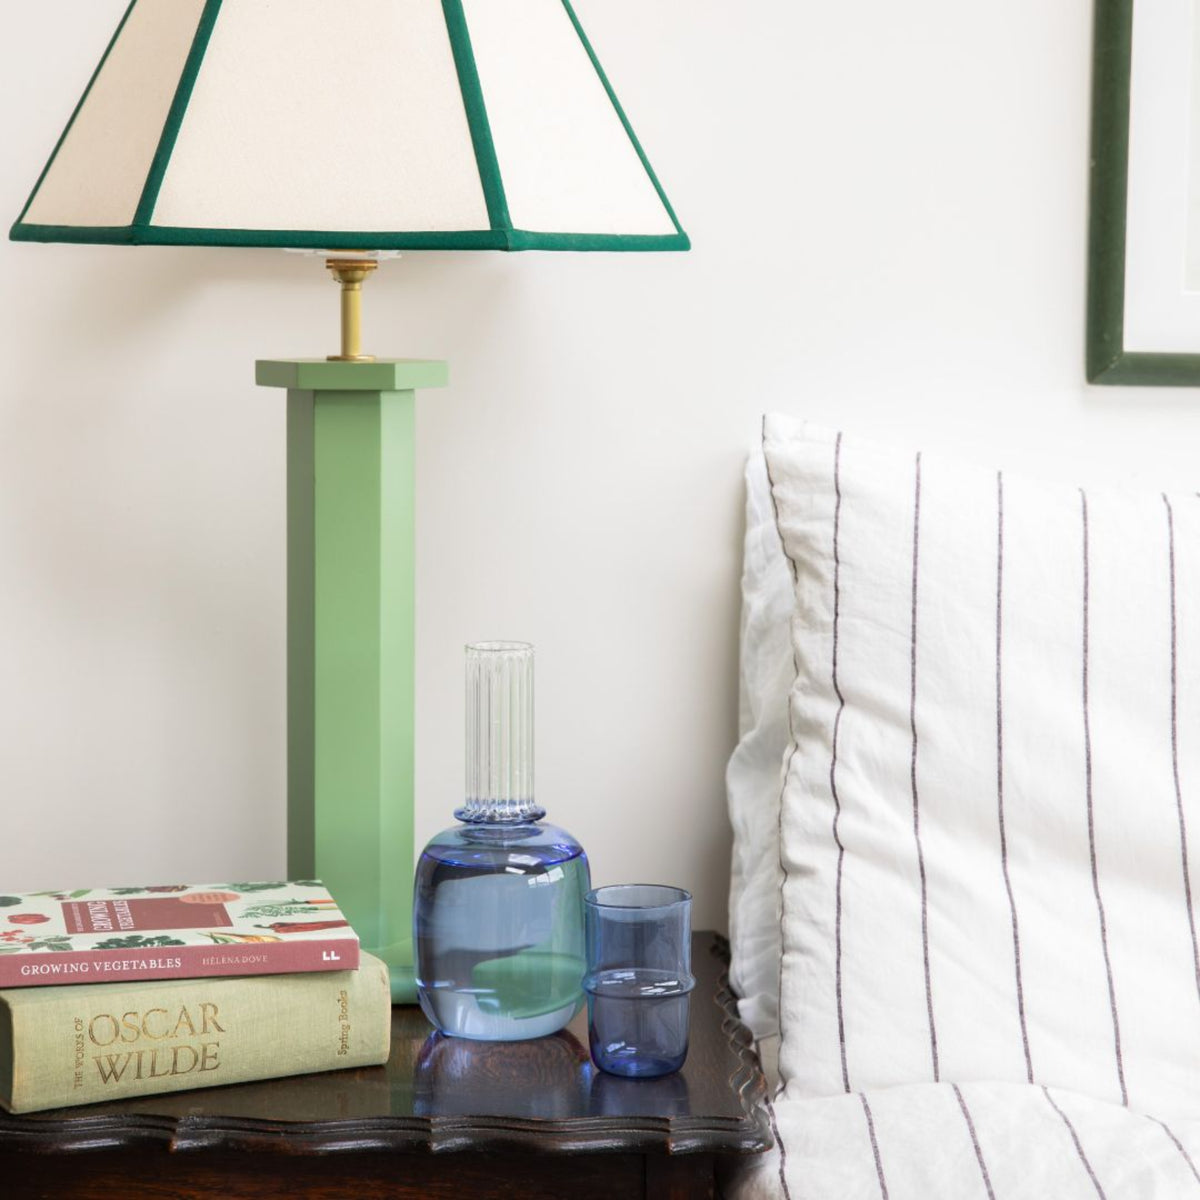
[0,953,390,1113]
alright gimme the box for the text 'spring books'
[0,881,359,988]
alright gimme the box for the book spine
[0,938,359,989]
[0,955,390,1113]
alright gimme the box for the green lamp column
[257,358,448,1004]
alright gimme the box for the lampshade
[10,0,688,253]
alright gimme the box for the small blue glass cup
[583,884,694,1078]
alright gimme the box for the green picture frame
[1087,0,1200,385]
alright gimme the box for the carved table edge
[708,934,774,1155]
[0,934,773,1159]
[0,1114,771,1158]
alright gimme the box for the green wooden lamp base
[257,359,448,1005]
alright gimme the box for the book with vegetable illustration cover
[0,881,359,988]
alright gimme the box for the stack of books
[0,880,391,1113]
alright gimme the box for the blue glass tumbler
[584,885,694,1078]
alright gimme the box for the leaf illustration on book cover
[93,935,187,949]
[241,901,340,919]
[108,885,189,895]
[25,936,73,953]
[220,882,290,893]
[202,931,282,944]
[0,897,22,907]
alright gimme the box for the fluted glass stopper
[456,641,545,823]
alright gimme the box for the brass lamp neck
[326,257,379,362]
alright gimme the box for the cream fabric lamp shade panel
[10,0,688,251]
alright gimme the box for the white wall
[3,0,1199,932]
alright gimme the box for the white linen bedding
[729,1080,1200,1200]
[727,420,1200,1199]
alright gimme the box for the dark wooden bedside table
[0,932,770,1199]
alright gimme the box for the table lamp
[10,0,688,1002]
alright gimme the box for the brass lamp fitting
[326,257,379,362]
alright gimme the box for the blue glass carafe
[414,642,590,1040]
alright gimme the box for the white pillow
[726,451,792,1043]
[764,415,1200,1116]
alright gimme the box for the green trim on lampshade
[8,223,506,249]
[9,221,689,252]
[505,229,688,251]
[559,0,688,243]
[14,0,140,225]
[441,0,511,235]
[8,0,690,253]
[132,0,224,228]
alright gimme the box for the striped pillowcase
[763,416,1200,1114]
